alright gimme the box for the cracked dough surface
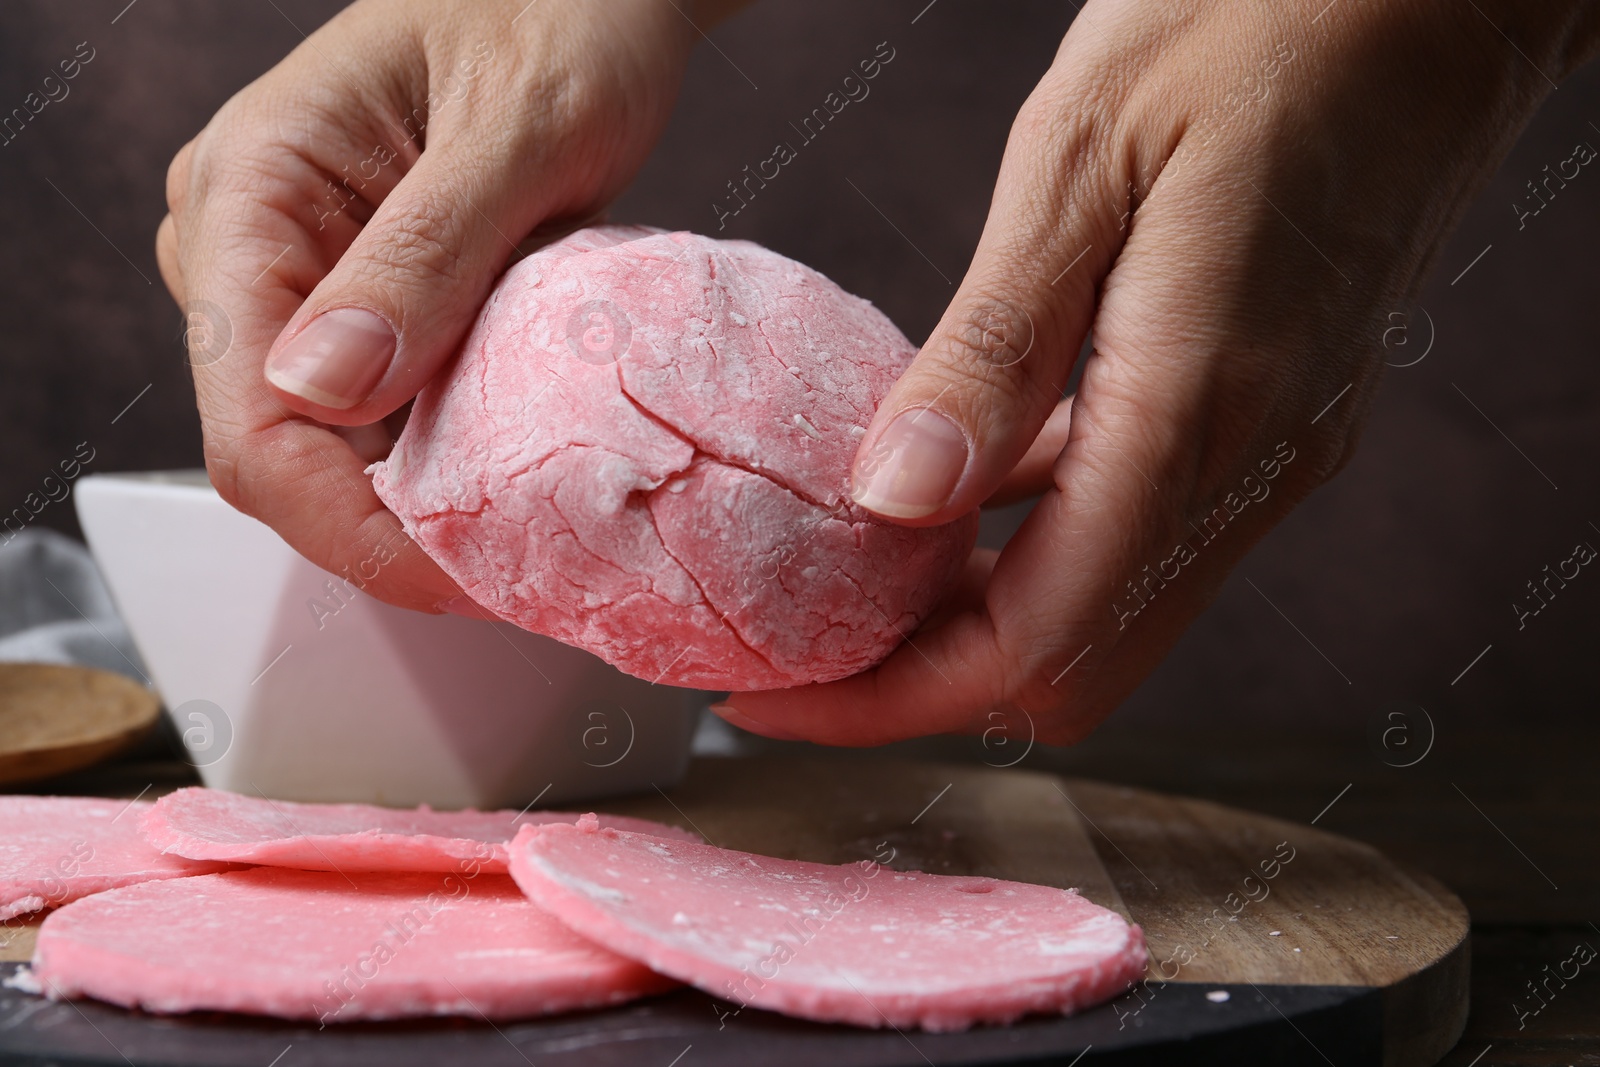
[372,226,977,690]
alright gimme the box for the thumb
[849,100,1126,525]
[263,147,539,425]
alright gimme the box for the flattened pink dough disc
[0,797,231,920]
[32,869,676,1021]
[140,786,699,873]
[509,819,1147,1031]
[371,226,977,690]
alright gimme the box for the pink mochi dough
[371,226,977,690]
[508,817,1149,1031]
[138,786,699,873]
[31,869,675,1021]
[0,797,232,920]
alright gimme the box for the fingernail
[709,703,804,742]
[850,407,970,519]
[266,308,395,409]
[439,594,496,620]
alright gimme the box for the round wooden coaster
[0,663,159,785]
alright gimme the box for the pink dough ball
[371,226,977,690]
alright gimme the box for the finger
[847,76,1132,526]
[986,395,1073,506]
[727,361,1212,747]
[177,153,462,614]
[333,421,396,464]
[261,142,551,426]
[910,547,997,636]
[716,609,1006,746]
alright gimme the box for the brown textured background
[2,1,1595,736]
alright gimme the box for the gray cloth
[0,529,147,680]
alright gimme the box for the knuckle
[204,424,316,538]
[185,91,258,194]
[154,214,176,260]
[201,419,291,524]
[165,140,196,215]
[522,64,588,140]
[183,81,345,213]
[1011,70,1114,185]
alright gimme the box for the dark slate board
[0,964,1378,1066]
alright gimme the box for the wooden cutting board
[0,757,1468,1067]
[605,758,1469,1065]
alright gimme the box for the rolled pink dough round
[372,227,977,690]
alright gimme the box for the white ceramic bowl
[74,471,697,808]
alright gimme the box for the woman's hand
[158,0,702,612]
[720,0,1600,745]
